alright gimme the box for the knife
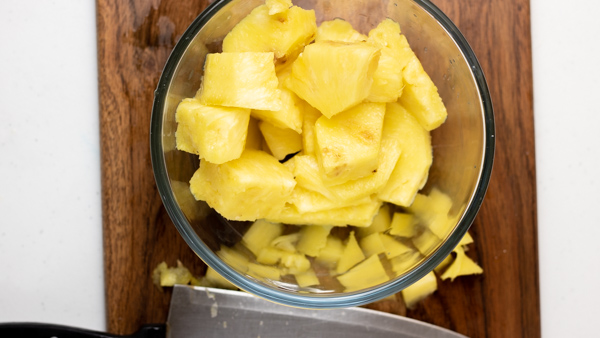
[0,284,466,338]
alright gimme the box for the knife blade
[167,285,466,338]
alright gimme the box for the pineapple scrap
[175,98,250,164]
[287,41,381,118]
[242,220,284,256]
[247,262,281,281]
[190,149,296,221]
[315,19,367,43]
[389,212,416,237]
[379,234,412,259]
[152,260,195,288]
[296,225,332,257]
[357,203,392,237]
[265,0,292,15]
[336,231,365,274]
[198,52,282,111]
[295,268,320,287]
[401,271,437,309]
[314,235,344,267]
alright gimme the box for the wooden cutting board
[97,0,539,336]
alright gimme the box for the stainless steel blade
[167,285,467,338]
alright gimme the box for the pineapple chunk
[440,245,483,281]
[296,225,332,256]
[175,98,250,164]
[204,266,237,290]
[266,197,382,227]
[408,188,455,238]
[290,186,371,214]
[459,231,474,246]
[380,234,412,259]
[217,246,250,273]
[152,261,193,287]
[401,271,437,308]
[247,262,281,280]
[293,155,336,200]
[242,220,284,256]
[197,52,282,111]
[366,47,403,103]
[287,41,381,118]
[338,255,389,292]
[315,19,367,43]
[279,251,311,274]
[359,232,386,258]
[295,268,320,287]
[378,103,432,207]
[399,58,448,131]
[222,4,317,62]
[315,102,385,184]
[245,117,263,150]
[271,233,301,252]
[412,229,441,255]
[189,149,296,221]
[390,251,421,276]
[300,102,322,156]
[266,0,292,15]
[358,204,392,238]
[336,231,365,274]
[256,246,286,265]
[258,120,302,160]
[389,212,416,237]
[315,235,344,267]
[434,254,454,274]
[253,88,303,133]
[367,18,416,70]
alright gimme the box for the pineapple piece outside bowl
[150,0,494,309]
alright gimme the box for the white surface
[0,0,105,331]
[0,0,599,336]
[531,0,600,336]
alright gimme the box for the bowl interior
[151,0,494,308]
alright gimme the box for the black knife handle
[0,323,165,338]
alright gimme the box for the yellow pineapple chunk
[266,0,292,15]
[366,47,403,103]
[253,88,303,133]
[258,120,302,160]
[271,233,301,252]
[389,212,416,237]
[204,266,237,290]
[359,232,386,258]
[266,197,382,227]
[401,271,437,308]
[440,245,483,281]
[315,235,344,267]
[315,102,385,184]
[315,19,367,43]
[336,231,365,274]
[380,234,412,259]
[287,41,381,118]
[408,188,455,238]
[242,220,284,256]
[222,4,316,62]
[256,246,285,265]
[400,58,448,131]
[358,204,392,237]
[290,186,371,214]
[296,225,332,256]
[245,117,263,150]
[378,103,432,207]
[390,250,421,276]
[153,261,192,287]
[367,18,415,70]
[189,149,295,221]
[279,251,311,274]
[175,98,250,164]
[295,268,320,287]
[412,229,441,255]
[338,255,389,292]
[247,262,281,280]
[459,231,474,246]
[434,254,454,274]
[197,52,282,111]
[217,246,250,273]
[300,102,322,156]
[293,155,336,200]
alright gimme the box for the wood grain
[97,0,539,336]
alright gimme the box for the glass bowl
[151,0,494,308]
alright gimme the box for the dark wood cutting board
[97,0,539,336]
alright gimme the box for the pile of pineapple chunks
[172,0,482,307]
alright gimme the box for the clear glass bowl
[150,0,494,308]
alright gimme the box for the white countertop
[0,0,598,336]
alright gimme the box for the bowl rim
[150,0,495,308]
